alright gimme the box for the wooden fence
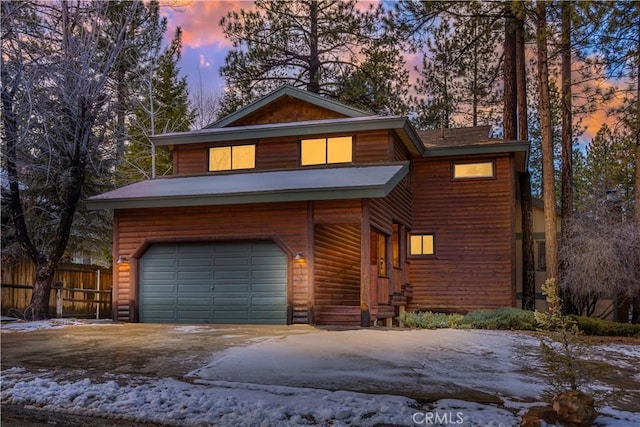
[1,260,113,319]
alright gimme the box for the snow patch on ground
[3,371,638,426]
[169,326,222,334]
[0,319,87,333]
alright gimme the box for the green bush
[570,315,640,337]
[462,307,537,330]
[397,311,464,329]
[398,308,536,330]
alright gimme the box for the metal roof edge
[85,183,391,211]
[422,140,529,158]
[152,116,412,147]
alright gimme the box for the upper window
[452,161,494,180]
[209,145,255,172]
[301,136,352,166]
[410,233,435,256]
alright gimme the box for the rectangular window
[410,234,435,256]
[452,161,494,179]
[301,136,352,166]
[209,145,255,171]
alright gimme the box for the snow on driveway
[190,328,545,402]
[2,321,639,426]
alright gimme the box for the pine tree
[120,29,195,182]
[218,0,406,116]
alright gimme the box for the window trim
[208,144,256,172]
[451,160,496,181]
[300,135,353,166]
[408,232,436,258]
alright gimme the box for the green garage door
[139,241,287,324]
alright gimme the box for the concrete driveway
[2,320,640,427]
[1,321,316,382]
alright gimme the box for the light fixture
[116,256,128,264]
[294,252,304,261]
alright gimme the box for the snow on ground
[0,318,89,333]
[190,329,546,401]
[2,320,639,426]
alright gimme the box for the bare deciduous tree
[559,202,640,318]
[1,0,140,319]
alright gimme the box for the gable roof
[86,163,409,210]
[205,85,371,129]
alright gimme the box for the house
[88,85,529,326]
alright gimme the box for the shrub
[398,308,536,330]
[571,315,640,337]
[461,307,537,330]
[398,311,464,329]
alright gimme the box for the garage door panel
[177,271,212,281]
[140,241,287,324]
[213,270,250,280]
[251,296,286,305]
[178,258,212,268]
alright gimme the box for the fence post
[96,269,101,320]
[53,281,63,318]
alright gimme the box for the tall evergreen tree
[120,29,195,182]
[390,0,503,130]
[218,0,406,116]
[536,0,559,282]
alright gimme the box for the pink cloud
[162,0,255,49]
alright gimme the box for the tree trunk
[515,6,535,311]
[30,260,57,320]
[503,5,517,140]
[308,0,320,94]
[537,0,559,281]
[560,1,573,237]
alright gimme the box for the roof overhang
[86,163,409,210]
[152,116,426,156]
[423,140,530,172]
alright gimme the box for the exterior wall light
[116,256,128,264]
[293,252,305,261]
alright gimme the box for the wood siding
[314,224,361,308]
[113,202,310,322]
[172,130,398,177]
[408,154,516,312]
[230,97,348,126]
[354,130,393,163]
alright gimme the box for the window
[452,161,494,179]
[301,136,352,166]
[370,229,387,276]
[410,234,435,256]
[209,145,255,171]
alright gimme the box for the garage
[139,241,288,324]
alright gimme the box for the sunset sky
[161,1,619,141]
